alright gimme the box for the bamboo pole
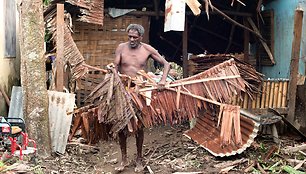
[251,96,256,109]
[167,87,221,106]
[268,81,275,108]
[139,75,241,92]
[243,93,248,109]
[231,94,237,105]
[256,92,261,108]
[273,81,279,108]
[282,80,288,107]
[260,81,266,108]
[277,81,283,108]
[265,81,271,108]
[82,63,108,73]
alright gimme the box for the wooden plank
[287,9,304,123]
[56,4,64,91]
[247,17,275,64]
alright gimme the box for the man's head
[126,24,144,48]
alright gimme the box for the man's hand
[157,80,168,90]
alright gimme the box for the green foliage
[282,165,306,174]
[43,0,50,6]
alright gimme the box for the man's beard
[129,41,138,48]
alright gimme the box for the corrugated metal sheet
[184,110,259,157]
[8,86,23,119]
[48,91,75,154]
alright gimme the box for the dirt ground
[1,123,305,174]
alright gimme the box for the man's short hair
[126,24,145,36]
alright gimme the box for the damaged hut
[42,0,306,157]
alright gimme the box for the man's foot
[115,161,129,171]
[134,160,144,173]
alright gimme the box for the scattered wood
[283,144,306,154]
[299,150,306,156]
[153,147,181,160]
[243,160,255,173]
[220,165,235,173]
[66,142,100,151]
[294,159,306,170]
[256,162,267,174]
[172,172,203,174]
[287,159,306,169]
[264,145,278,161]
[214,158,248,168]
[146,166,154,174]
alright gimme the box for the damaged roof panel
[184,110,259,157]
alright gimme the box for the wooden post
[56,4,64,91]
[288,9,303,123]
[182,17,188,78]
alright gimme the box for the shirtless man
[113,24,170,172]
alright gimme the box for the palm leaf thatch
[85,68,138,136]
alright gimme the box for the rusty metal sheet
[184,110,259,157]
[48,91,75,154]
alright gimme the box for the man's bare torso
[118,42,151,77]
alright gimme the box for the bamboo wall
[73,15,149,68]
[232,79,289,109]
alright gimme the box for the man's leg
[135,127,144,172]
[116,127,128,171]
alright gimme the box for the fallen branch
[152,147,181,160]
[294,159,306,170]
[146,166,154,174]
[0,85,10,106]
[257,162,267,174]
[286,159,306,169]
[172,172,203,174]
[244,160,255,173]
[283,144,306,154]
[214,158,248,168]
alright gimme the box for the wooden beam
[183,17,188,78]
[225,5,240,53]
[247,17,275,64]
[56,3,64,92]
[212,6,264,41]
[287,9,304,123]
[243,17,250,62]
[104,9,252,17]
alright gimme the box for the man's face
[128,29,141,48]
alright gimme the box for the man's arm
[145,44,170,85]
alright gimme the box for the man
[113,24,170,172]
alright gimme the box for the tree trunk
[19,0,51,157]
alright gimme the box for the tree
[19,0,51,157]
